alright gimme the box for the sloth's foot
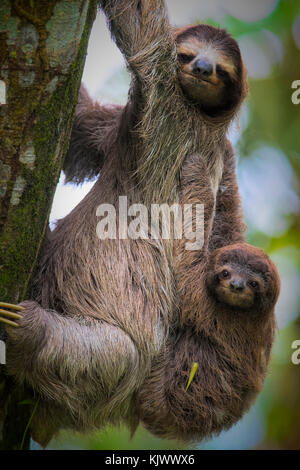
[0,302,24,327]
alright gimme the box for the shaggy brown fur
[137,152,280,441]
[3,0,279,445]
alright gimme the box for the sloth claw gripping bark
[0,302,24,328]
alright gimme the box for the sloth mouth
[183,72,216,85]
[216,286,254,308]
[198,76,215,85]
[219,286,250,297]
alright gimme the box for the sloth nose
[193,59,213,77]
[230,279,245,292]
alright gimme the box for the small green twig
[185,362,198,392]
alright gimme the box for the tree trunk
[0,0,97,449]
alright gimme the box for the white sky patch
[82,13,125,96]
[238,146,299,236]
[239,30,284,79]
[166,0,278,25]
[49,173,96,229]
[218,0,279,23]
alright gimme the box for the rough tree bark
[0,0,97,449]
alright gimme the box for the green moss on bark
[0,0,97,449]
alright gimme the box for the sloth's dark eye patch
[178,53,196,64]
[216,65,229,78]
[221,270,230,279]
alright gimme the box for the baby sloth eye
[249,280,259,288]
[178,53,195,64]
[221,270,230,279]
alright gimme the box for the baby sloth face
[213,264,261,309]
[207,243,280,313]
[175,24,247,117]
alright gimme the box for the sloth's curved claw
[0,302,24,328]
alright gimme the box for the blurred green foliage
[221,0,300,450]
[49,0,300,450]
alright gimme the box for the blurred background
[48,0,300,450]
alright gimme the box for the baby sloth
[138,243,280,441]
[207,244,278,313]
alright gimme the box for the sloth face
[207,244,280,312]
[211,265,262,309]
[175,24,246,117]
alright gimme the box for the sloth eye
[216,65,229,78]
[178,53,195,64]
[221,270,230,279]
[249,280,259,288]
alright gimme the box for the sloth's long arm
[209,141,247,251]
[63,85,123,184]
[64,1,176,188]
[4,300,140,415]
[99,0,175,81]
[99,0,191,201]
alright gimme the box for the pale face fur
[212,263,263,309]
[175,24,246,117]
[177,38,235,108]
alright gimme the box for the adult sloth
[0,0,279,446]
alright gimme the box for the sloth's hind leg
[5,300,141,420]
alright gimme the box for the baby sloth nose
[193,59,213,77]
[230,279,245,292]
